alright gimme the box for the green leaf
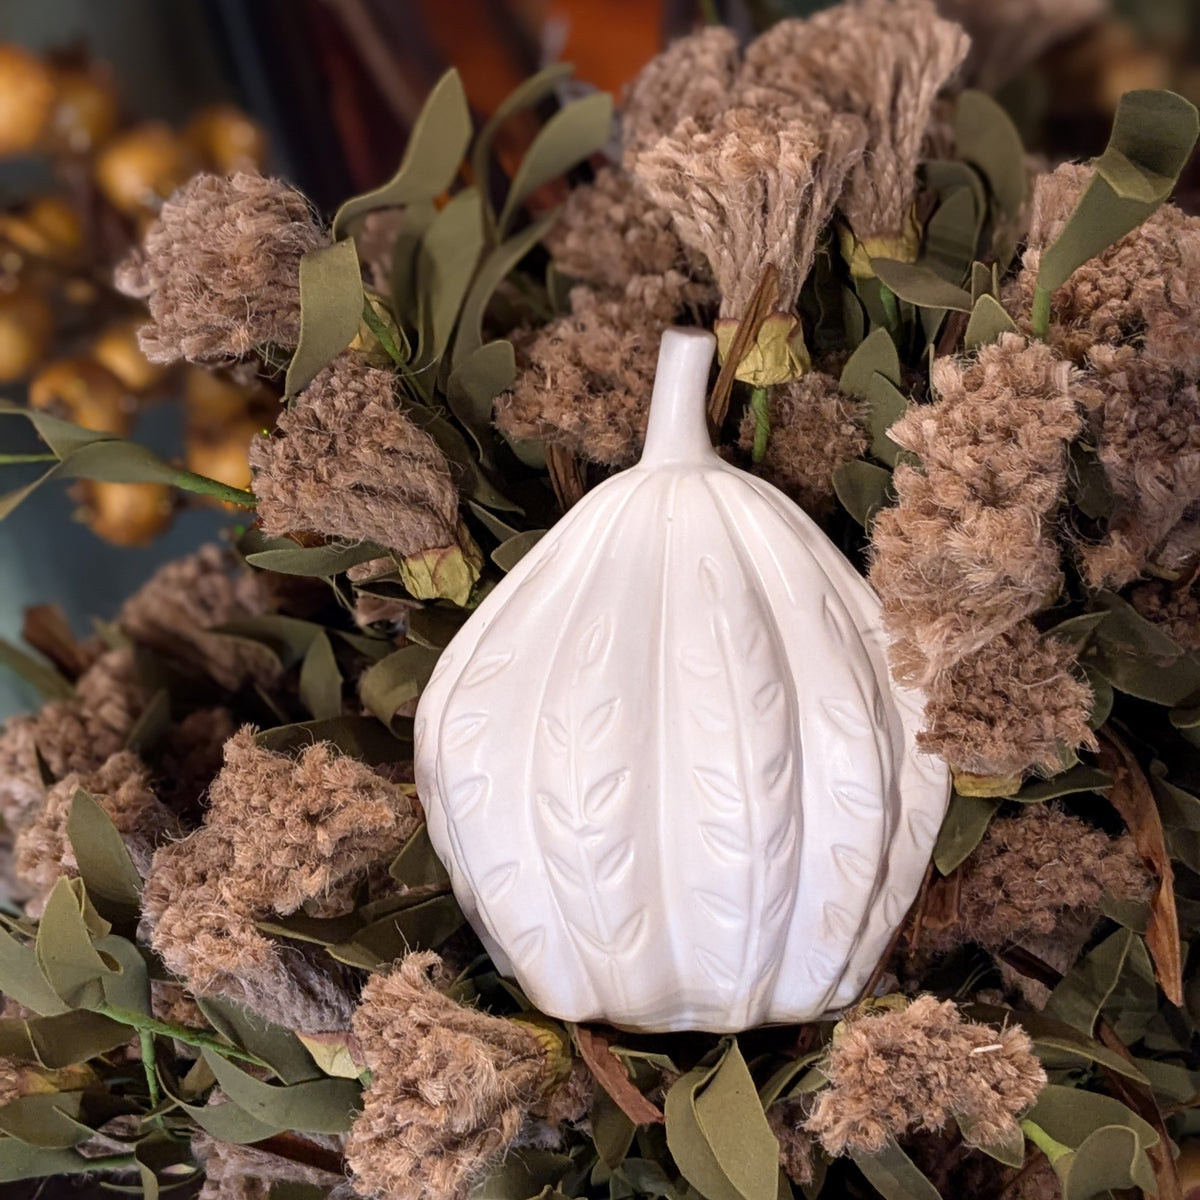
[0,1009,129,1067]
[446,340,516,464]
[415,188,485,367]
[933,793,999,874]
[299,632,343,722]
[498,91,613,234]
[0,1141,125,1182]
[839,327,901,396]
[0,639,72,701]
[359,645,441,733]
[863,374,909,467]
[214,615,325,669]
[0,1094,93,1149]
[415,408,522,513]
[470,1151,573,1200]
[971,260,997,303]
[67,790,142,931]
[389,824,452,890]
[286,238,364,396]
[1007,763,1111,803]
[1068,441,1115,520]
[958,1116,1026,1166]
[244,540,389,577]
[254,716,411,765]
[124,687,171,757]
[326,893,466,969]
[454,210,559,366]
[592,1086,636,1170]
[964,294,1017,351]
[1084,590,1200,704]
[332,69,471,238]
[196,997,320,1086]
[923,188,981,284]
[492,530,546,573]
[870,259,973,312]
[201,1049,360,1134]
[1037,90,1199,295]
[34,878,113,1009]
[833,460,894,528]
[1046,927,1136,1034]
[850,1140,941,1200]
[955,90,1029,219]
[0,926,68,1016]
[665,1039,779,1200]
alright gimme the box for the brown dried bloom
[634,104,866,317]
[737,371,867,515]
[870,334,1082,684]
[918,622,1096,777]
[767,1102,815,1186]
[935,0,1103,92]
[1131,576,1200,651]
[143,727,420,1030]
[193,1133,344,1200]
[114,171,327,364]
[249,355,459,557]
[923,805,1151,954]
[0,1058,19,1107]
[0,647,147,836]
[739,0,969,244]
[1010,164,1200,375]
[495,285,663,467]
[620,27,740,165]
[805,995,1045,1155]
[1075,344,1200,588]
[544,164,714,311]
[119,545,276,691]
[14,751,178,903]
[346,952,552,1200]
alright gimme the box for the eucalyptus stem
[170,469,257,509]
[1031,284,1052,341]
[750,386,771,464]
[879,283,900,330]
[97,1004,269,1068]
[139,1029,162,1108]
[361,298,405,367]
[1019,1120,1069,1164]
[0,453,57,464]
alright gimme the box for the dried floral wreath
[1,2,1199,1199]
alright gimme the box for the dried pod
[416,330,948,1032]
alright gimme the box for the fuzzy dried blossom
[923,804,1150,954]
[544,164,713,311]
[115,171,327,364]
[143,727,420,1031]
[767,1102,815,1186]
[870,334,1081,684]
[739,0,968,245]
[1009,164,1200,374]
[737,371,867,514]
[14,751,178,904]
[620,27,739,165]
[918,622,1095,777]
[495,285,664,467]
[119,545,276,691]
[250,355,459,557]
[1075,344,1200,587]
[346,952,552,1200]
[0,647,147,836]
[193,1133,344,1200]
[805,995,1045,1155]
[634,104,866,318]
[1131,576,1200,651]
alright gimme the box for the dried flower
[634,104,865,319]
[870,334,1081,684]
[143,728,419,1030]
[495,285,663,467]
[767,1102,815,1186]
[114,171,327,365]
[249,355,460,557]
[193,1133,344,1200]
[737,371,867,514]
[346,952,552,1200]
[620,27,740,165]
[1130,576,1200,651]
[924,805,1151,954]
[805,995,1045,1155]
[918,622,1096,777]
[740,0,968,248]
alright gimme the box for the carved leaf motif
[763,750,791,791]
[595,839,635,885]
[537,791,575,834]
[480,862,520,903]
[906,808,941,847]
[679,647,722,679]
[546,852,584,889]
[753,681,784,716]
[510,925,546,962]
[762,888,793,925]
[765,816,797,859]
[698,555,723,602]
[584,771,630,821]
[696,890,744,928]
[693,767,743,816]
[539,714,569,755]
[444,711,488,749]
[883,889,909,926]
[820,696,872,738]
[699,821,750,863]
[832,782,880,818]
[832,843,876,886]
[580,698,620,749]
[577,617,610,669]
[691,703,731,733]
[821,901,857,940]
[460,651,514,687]
[448,775,488,817]
[696,945,738,989]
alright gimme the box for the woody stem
[750,386,771,464]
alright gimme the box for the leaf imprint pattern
[415,329,949,1032]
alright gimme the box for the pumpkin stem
[640,328,719,468]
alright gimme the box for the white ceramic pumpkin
[414,327,949,1033]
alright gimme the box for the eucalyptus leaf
[415,188,485,367]
[285,238,364,396]
[416,409,521,513]
[470,1150,574,1200]
[214,615,325,669]
[196,997,320,1086]
[0,1009,130,1068]
[124,688,170,757]
[498,91,613,234]
[34,878,113,1009]
[0,1094,93,1149]
[833,460,894,528]
[923,188,981,284]
[839,327,901,396]
[93,934,152,1017]
[870,260,973,312]
[201,1050,360,1134]
[1007,764,1111,803]
[0,926,68,1016]
[254,717,411,765]
[850,1140,941,1200]
[963,294,1017,351]
[1068,441,1114,521]
[332,70,471,238]
[359,645,441,732]
[955,90,1028,219]
[863,374,909,467]
[0,639,72,701]
[664,1040,778,1200]
[446,340,516,464]
[299,632,343,721]
[593,1087,636,1170]
[389,824,452,890]
[933,792,999,875]
[492,530,546,573]
[326,893,466,968]
[1046,927,1136,1034]
[244,540,388,577]
[67,790,142,931]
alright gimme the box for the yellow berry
[0,44,55,158]
[76,479,174,545]
[93,123,199,218]
[0,285,53,382]
[29,356,136,434]
[185,104,268,173]
[89,318,166,393]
